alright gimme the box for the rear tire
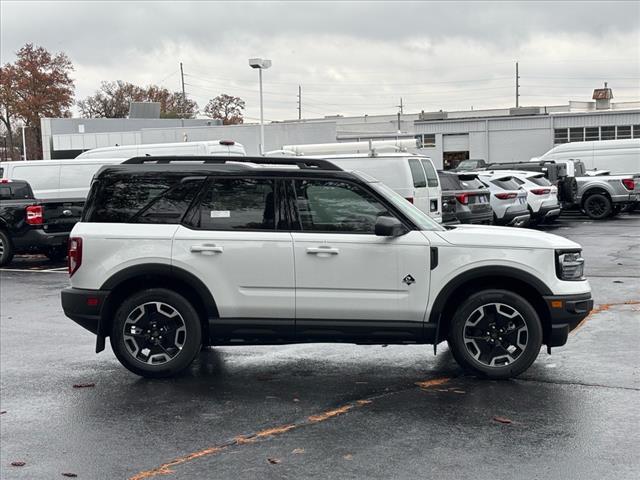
[447,289,543,379]
[583,193,612,220]
[0,230,14,267]
[110,288,202,378]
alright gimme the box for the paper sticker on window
[210,210,231,218]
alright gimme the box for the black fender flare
[428,266,553,343]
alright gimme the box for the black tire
[110,288,202,378]
[45,245,67,261]
[583,193,612,220]
[447,289,543,379]
[0,230,14,267]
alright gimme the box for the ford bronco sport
[61,156,593,379]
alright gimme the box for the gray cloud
[1,1,638,121]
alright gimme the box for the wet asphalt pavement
[1,213,639,479]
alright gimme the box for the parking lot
[1,213,639,480]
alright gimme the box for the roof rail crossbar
[122,156,342,171]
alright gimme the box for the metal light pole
[21,125,27,161]
[249,58,272,155]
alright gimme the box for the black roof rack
[122,155,342,171]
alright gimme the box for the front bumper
[61,287,110,337]
[543,292,594,347]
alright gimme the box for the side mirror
[375,216,406,237]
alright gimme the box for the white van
[321,153,443,222]
[0,159,123,199]
[76,140,246,159]
[536,139,640,174]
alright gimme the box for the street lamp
[249,58,272,155]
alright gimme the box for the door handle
[306,246,339,255]
[190,245,224,254]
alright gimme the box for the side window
[193,178,277,230]
[420,159,439,187]
[408,159,427,188]
[292,179,390,233]
[135,180,204,224]
[89,174,180,223]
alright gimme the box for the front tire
[447,289,543,379]
[110,288,202,378]
[0,230,14,267]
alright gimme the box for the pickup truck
[0,179,84,266]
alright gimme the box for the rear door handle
[306,246,339,255]
[190,244,224,254]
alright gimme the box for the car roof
[94,155,367,181]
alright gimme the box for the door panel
[292,231,430,322]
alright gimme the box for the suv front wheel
[110,288,202,378]
[447,289,542,379]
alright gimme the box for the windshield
[371,182,444,231]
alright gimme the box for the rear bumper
[12,228,69,251]
[543,292,594,347]
[532,203,561,222]
[61,287,109,336]
[457,210,493,225]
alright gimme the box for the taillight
[26,205,43,225]
[622,178,635,190]
[68,237,82,276]
[530,188,551,195]
[495,192,518,200]
[405,197,414,204]
[455,193,469,205]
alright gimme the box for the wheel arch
[99,264,218,345]
[580,187,612,206]
[429,266,553,344]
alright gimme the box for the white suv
[61,156,593,379]
[477,172,530,226]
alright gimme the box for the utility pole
[297,85,302,120]
[397,97,404,114]
[180,62,186,127]
[515,61,520,108]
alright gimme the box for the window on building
[633,125,640,139]
[585,127,600,141]
[415,134,436,147]
[554,128,568,144]
[616,125,631,140]
[569,128,584,143]
[601,126,615,140]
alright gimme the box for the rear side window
[420,159,439,187]
[408,159,427,188]
[492,177,521,190]
[134,180,203,224]
[528,175,552,186]
[190,178,277,230]
[87,173,199,223]
[0,182,33,199]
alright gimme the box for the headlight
[556,250,585,281]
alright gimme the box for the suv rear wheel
[447,289,542,379]
[110,288,202,378]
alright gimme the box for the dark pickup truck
[0,180,84,267]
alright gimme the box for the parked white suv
[477,172,530,226]
[61,156,593,379]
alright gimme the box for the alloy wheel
[462,303,528,367]
[123,302,187,365]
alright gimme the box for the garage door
[443,134,469,152]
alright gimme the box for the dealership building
[39,89,640,169]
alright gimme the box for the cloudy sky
[1,1,639,122]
